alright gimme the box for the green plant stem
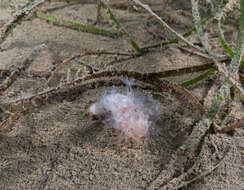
[219,28,244,67]
[181,68,216,87]
[101,2,141,53]
[35,12,120,39]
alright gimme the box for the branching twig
[191,0,227,68]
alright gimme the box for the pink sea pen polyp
[89,80,161,142]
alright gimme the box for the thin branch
[132,0,206,53]
[0,61,217,84]
[141,16,211,51]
